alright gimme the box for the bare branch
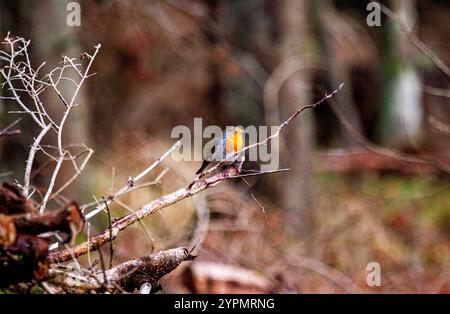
[49,85,344,263]
[289,255,361,293]
[1,35,100,212]
[0,118,22,137]
[48,247,194,293]
[49,146,94,200]
[102,197,114,269]
[327,92,450,174]
[422,84,450,99]
[381,4,450,77]
[40,154,65,212]
[195,83,345,181]
[23,124,52,197]
[84,140,181,219]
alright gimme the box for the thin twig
[194,83,345,183]
[114,199,155,253]
[0,118,22,137]
[49,85,344,263]
[289,255,361,293]
[40,154,65,213]
[327,91,450,174]
[41,44,101,213]
[23,124,52,197]
[102,197,114,269]
[97,246,108,287]
[50,146,94,199]
[381,4,450,77]
[422,84,450,99]
[241,177,267,219]
[84,141,181,219]
[1,35,99,212]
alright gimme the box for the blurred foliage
[0,0,449,293]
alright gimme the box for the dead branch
[106,247,195,292]
[194,83,345,182]
[316,149,439,175]
[102,197,114,269]
[0,196,84,288]
[428,116,450,135]
[49,166,285,263]
[0,234,49,287]
[49,85,344,263]
[289,255,361,293]
[47,141,178,251]
[83,141,181,220]
[226,168,290,180]
[422,84,450,99]
[0,34,99,211]
[0,183,37,215]
[0,129,20,137]
[0,118,22,137]
[0,214,16,247]
[327,93,450,175]
[40,44,101,213]
[23,124,52,198]
[48,247,195,293]
[380,4,450,78]
[11,202,84,243]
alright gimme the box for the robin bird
[196,126,245,175]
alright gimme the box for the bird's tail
[195,160,210,174]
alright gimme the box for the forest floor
[162,172,450,293]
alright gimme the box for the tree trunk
[312,0,364,147]
[275,0,315,237]
[30,0,89,202]
[380,0,422,148]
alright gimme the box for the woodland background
[0,0,449,293]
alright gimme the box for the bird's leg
[234,155,245,173]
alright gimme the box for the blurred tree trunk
[29,0,88,202]
[380,0,422,148]
[0,0,88,201]
[0,0,34,178]
[203,0,229,127]
[311,0,363,147]
[273,0,315,237]
[417,1,450,153]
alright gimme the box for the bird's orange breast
[225,132,244,153]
